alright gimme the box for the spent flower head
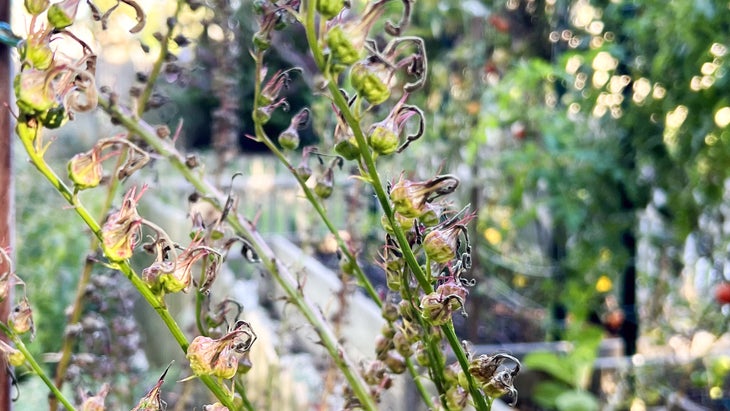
[187,321,257,379]
[142,237,221,295]
[101,186,146,262]
[367,94,424,154]
[468,353,520,405]
[79,383,110,411]
[9,296,34,338]
[389,174,459,218]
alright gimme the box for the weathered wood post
[0,0,14,407]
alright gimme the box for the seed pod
[350,60,390,106]
[325,26,362,66]
[314,168,334,199]
[381,301,399,322]
[316,0,345,19]
[47,0,81,29]
[9,297,34,337]
[14,70,54,115]
[278,129,300,150]
[68,147,103,190]
[414,341,429,367]
[368,124,398,155]
[393,330,413,357]
[423,229,457,264]
[19,41,53,70]
[334,137,360,160]
[24,0,50,15]
[296,163,312,181]
[384,352,406,374]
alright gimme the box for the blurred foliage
[382,0,730,345]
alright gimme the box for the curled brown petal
[121,0,146,33]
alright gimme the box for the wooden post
[0,0,14,408]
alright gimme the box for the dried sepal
[9,297,35,339]
[79,383,110,411]
[101,186,146,262]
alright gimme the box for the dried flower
[101,186,146,262]
[68,147,103,190]
[420,274,469,326]
[14,69,55,115]
[187,321,257,379]
[423,218,471,265]
[468,353,520,406]
[80,384,110,411]
[389,174,459,218]
[142,238,221,295]
[9,297,34,337]
[258,68,300,107]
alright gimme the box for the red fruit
[715,283,730,305]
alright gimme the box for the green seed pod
[19,41,53,70]
[325,26,361,66]
[14,71,54,115]
[389,184,422,218]
[314,169,334,199]
[420,292,452,326]
[277,129,300,150]
[350,61,390,105]
[423,229,457,264]
[296,163,312,181]
[368,124,398,155]
[24,0,50,15]
[254,106,272,124]
[418,204,441,227]
[385,267,401,291]
[316,0,345,19]
[47,0,80,29]
[68,148,103,190]
[334,137,360,160]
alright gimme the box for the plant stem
[50,140,129,411]
[16,128,237,410]
[98,98,378,411]
[0,325,77,411]
[301,2,489,409]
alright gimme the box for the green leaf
[522,351,575,386]
[555,389,600,411]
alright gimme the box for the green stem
[16,129,237,410]
[301,2,489,409]
[98,98,378,411]
[51,152,129,411]
[251,52,381,307]
[0,325,77,411]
